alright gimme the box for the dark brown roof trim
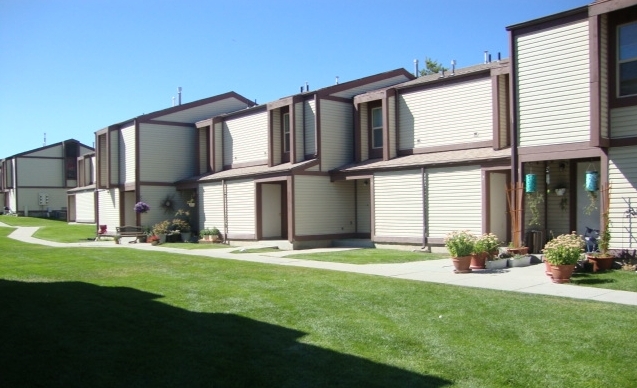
[212,104,268,121]
[590,0,637,16]
[610,136,637,147]
[139,91,255,121]
[397,71,490,96]
[322,68,414,96]
[398,140,494,156]
[223,160,268,170]
[141,119,195,127]
[506,7,588,35]
[7,139,93,158]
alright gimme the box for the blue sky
[0,0,589,157]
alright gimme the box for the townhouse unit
[176,69,415,248]
[1,139,94,217]
[331,61,511,249]
[90,91,255,232]
[67,151,96,223]
[508,0,637,252]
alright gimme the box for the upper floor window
[371,107,383,149]
[283,112,290,153]
[619,21,637,97]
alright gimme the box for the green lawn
[160,242,231,250]
[1,227,636,387]
[571,269,637,292]
[0,215,96,242]
[286,248,448,264]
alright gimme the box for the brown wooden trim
[323,68,414,96]
[134,119,141,226]
[590,14,602,147]
[118,187,125,226]
[293,170,329,177]
[315,95,322,171]
[138,181,178,187]
[254,176,288,183]
[141,119,194,127]
[14,156,64,160]
[281,181,288,239]
[398,140,493,156]
[288,176,294,242]
[518,142,601,156]
[492,75,501,150]
[13,185,67,189]
[282,106,291,163]
[482,169,489,234]
[368,101,383,159]
[354,102,361,162]
[319,95,351,103]
[219,104,268,120]
[256,182,262,239]
[382,95,390,161]
[590,0,637,16]
[222,159,268,170]
[610,137,637,146]
[268,109,274,167]
[506,7,588,34]
[509,30,520,185]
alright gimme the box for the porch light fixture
[545,167,550,185]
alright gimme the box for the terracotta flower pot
[452,256,472,274]
[586,254,614,272]
[544,258,553,277]
[550,264,576,284]
[470,253,487,269]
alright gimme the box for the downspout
[222,179,228,242]
[421,167,427,249]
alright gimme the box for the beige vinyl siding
[223,111,268,167]
[137,185,185,227]
[75,190,95,223]
[294,176,355,235]
[499,75,509,147]
[601,14,609,139]
[16,158,63,187]
[119,124,136,184]
[18,188,69,212]
[331,75,409,98]
[80,145,93,155]
[272,110,282,166]
[360,103,369,161]
[97,188,120,231]
[398,77,492,150]
[214,122,223,172]
[139,123,196,182]
[320,100,353,171]
[356,179,371,233]
[26,145,62,158]
[517,20,590,147]
[388,95,397,159]
[294,102,304,163]
[198,127,208,174]
[226,179,255,235]
[545,161,570,236]
[374,170,423,238]
[610,107,637,138]
[153,98,249,122]
[608,146,637,249]
[109,131,119,185]
[200,182,225,231]
[428,166,482,239]
[304,99,316,156]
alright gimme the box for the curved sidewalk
[3,223,637,306]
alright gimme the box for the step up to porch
[332,239,375,248]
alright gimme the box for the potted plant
[444,230,476,273]
[542,232,585,283]
[199,228,212,241]
[507,253,532,268]
[586,184,614,272]
[172,209,192,242]
[152,220,171,244]
[134,201,150,214]
[486,252,509,270]
[210,227,222,243]
[147,235,160,246]
[471,233,500,269]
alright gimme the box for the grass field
[1,225,636,387]
[286,248,448,264]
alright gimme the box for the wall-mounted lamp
[363,180,369,186]
[545,167,550,184]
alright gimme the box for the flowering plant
[542,232,584,265]
[152,220,171,235]
[134,202,150,214]
[444,230,476,257]
[474,233,500,256]
[147,235,160,243]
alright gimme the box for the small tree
[420,57,448,76]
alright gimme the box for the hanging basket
[525,174,537,193]
[585,171,598,192]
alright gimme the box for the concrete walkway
[2,222,636,306]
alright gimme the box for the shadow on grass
[0,280,450,388]
[571,273,618,286]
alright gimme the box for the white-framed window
[283,112,290,153]
[618,21,637,97]
[371,107,383,149]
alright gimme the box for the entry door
[261,183,282,238]
[488,171,508,242]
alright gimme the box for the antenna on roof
[178,87,182,105]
